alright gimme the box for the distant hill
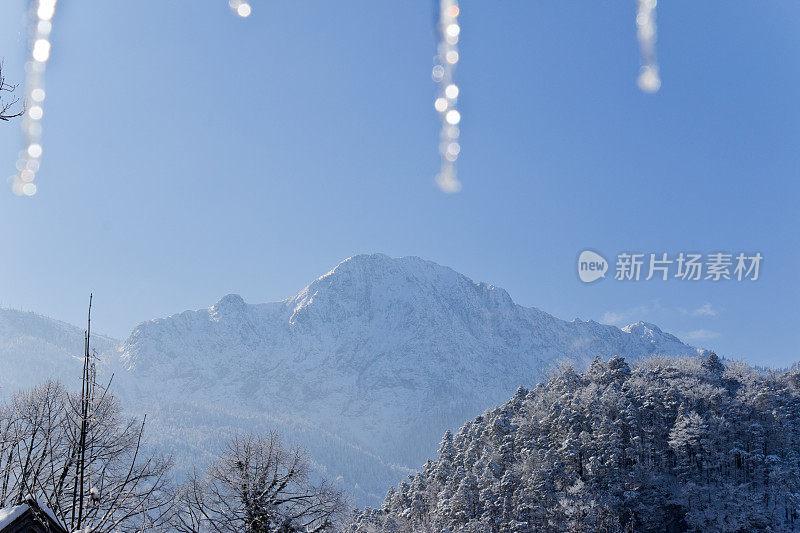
[0,308,117,394]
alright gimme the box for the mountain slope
[0,308,117,395]
[114,254,701,503]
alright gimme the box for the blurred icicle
[635,0,660,93]
[433,0,461,193]
[11,0,57,196]
[228,0,252,18]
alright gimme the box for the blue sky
[0,1,798,367]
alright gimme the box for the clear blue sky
[0,1,798,367]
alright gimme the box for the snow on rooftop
[0,503,29,529]
[0,498,62,531]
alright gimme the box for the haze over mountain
[0,254,702,504]
[0,308,117,393]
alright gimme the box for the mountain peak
[211,294,248,318]
[214,293,246,308]
[286,254,516,326]
[621,321,691,349]
[319,254,452,281]
[622,321,663,333]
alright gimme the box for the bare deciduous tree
[0,61,24,121]
[0,297,174,532]
[0,382,174,532]
[173,432,347,533]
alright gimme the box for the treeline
[7,351,799,532]
[0,381,346,532]
[347,354,800,532]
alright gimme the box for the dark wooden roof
[0,499,66,533]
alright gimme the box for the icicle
[635,0,660,93]
[433,0,461,193]
[11,0,57,197]
[228,0,253,18]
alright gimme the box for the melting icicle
[228,0,253,18]
[433,0,461,193]
[11,0,57,196]
[635,0,660,93]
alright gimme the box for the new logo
[578,250,608,283]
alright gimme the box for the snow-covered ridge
[0,308,117,395]
[0,307,117,351]
[1,255,703,505]
[112,254,701,503]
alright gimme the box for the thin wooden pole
[76,293,92,528]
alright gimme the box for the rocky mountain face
[0,255,701,504]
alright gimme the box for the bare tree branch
[0,60,24,122]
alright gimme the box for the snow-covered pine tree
[347,354,800,533]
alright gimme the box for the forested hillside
[348,354,800,532]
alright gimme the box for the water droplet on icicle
[10,0,59,196]
[434,0,462,193]
[635,0,661,93]
[228,0,252,18]
[637,65,661,93]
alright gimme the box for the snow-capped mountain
[113,254,699,503]
[0,254,701,504]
